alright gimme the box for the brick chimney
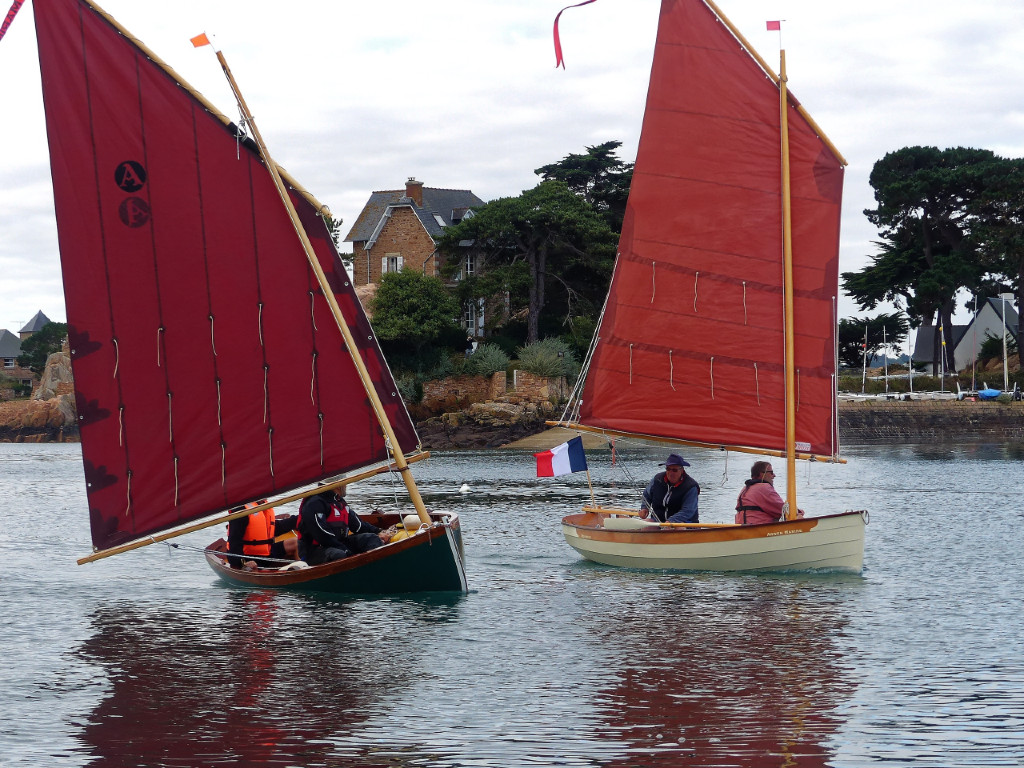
[405,177,424,207]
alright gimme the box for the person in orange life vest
[295,485,390,565]
[734,461,804,524]
[640,453,700,524]
[226,499,298,570]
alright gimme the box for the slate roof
[345,186,484,244]
[19,310,52,334]
[911,324,968,363]
[981,296,1020,331]
[0,329,22,358]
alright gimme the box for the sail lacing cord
[173,456,179,507]
[112,337,119,378]
[693,272,700,312]
[310,352,318,404]
[629,343,634,385]
[156,326,164,366]
[309,290,318,331]
[754,363,761,405]
[650,261,656,303]
[709,357,715,399]
[216,379,222,425]
[221,442,226,486]
[742,282,748,324]
[209,315,217,356]
[263,365,270,422]
[669,350,676,391]
[167,392,173,441]
[124,470,133,515]
[258,302,264,345]
[118,406,125,446]
[796,369,801,411]
[318,413,324,467]
[267,427,275,477]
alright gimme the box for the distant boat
[32,0,467,593]
[551,0,866,573]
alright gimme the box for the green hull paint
[206,517,467,595]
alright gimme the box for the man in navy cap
[640,453,700,524]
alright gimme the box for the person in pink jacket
[734,461,802,524]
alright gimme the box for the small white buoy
[459,483,470,494]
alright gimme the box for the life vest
[735,481,777,524]
[324,501,350,533]
[241,502,276,556]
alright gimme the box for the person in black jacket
[295,486,389,565]
[640,453,700,524]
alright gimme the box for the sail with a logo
[32,0,466,592]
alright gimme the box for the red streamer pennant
[0,0,26,45]
[553,0,597,69]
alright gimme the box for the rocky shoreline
[4,396,1024,447]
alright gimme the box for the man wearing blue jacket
[641,453,700,524]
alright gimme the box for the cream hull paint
[562,510,866,573]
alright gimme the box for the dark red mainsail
[577,0,844,458]
[34,0,418,552]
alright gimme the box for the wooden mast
[779,50,798,520]
[212,48,434,528]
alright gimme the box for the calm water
[2,440,1023,767]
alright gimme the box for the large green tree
[842,146,995,371]
[436,180,617,345]
[17,321,68,373]
[369,269,462,371]
[968,156,1024,363]
[534,140,633,232]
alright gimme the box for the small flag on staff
[535,436,588,477]
[190,32,212,48]
[766,20,781,31]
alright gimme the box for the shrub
[516,338,580,380]
[465,343,509,377]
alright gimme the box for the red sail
[578,0,844,457]
[34,0,419,552]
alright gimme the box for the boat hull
[205,512,467,594]
[562,510,866,573]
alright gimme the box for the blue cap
[660,453,690,467]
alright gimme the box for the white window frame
[382,253,403,274]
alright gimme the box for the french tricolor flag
[535,436,588,477]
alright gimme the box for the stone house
[344,178,486,333]
[0,309,53,398]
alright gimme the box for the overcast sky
[2,0,1023,337]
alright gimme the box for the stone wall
[838,399,1024,442]
[0,347,79,442]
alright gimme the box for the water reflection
[578,573,856,767]
[76,591,463,767]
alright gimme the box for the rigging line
[719,449,730,487]
[112,337,119,378]
[309,290,318,331]
[669,350,676,391]
[693,272,700,313]
[318,413,324,468]
[209,314,217,356]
